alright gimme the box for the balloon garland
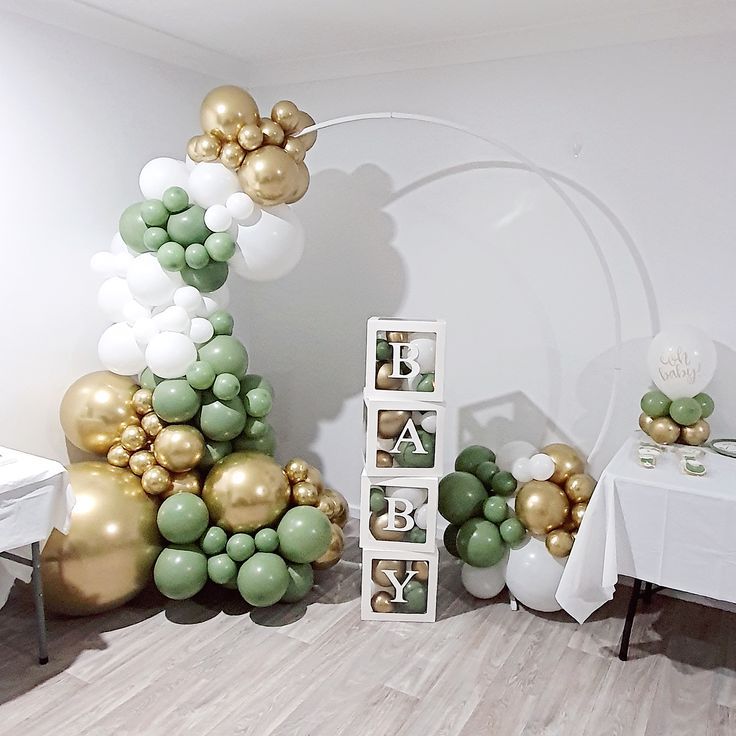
[48,86,349,615]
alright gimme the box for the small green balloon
[154,545,208,600]
[456,518,504,568]
[199,335,248,379]
[140,199,169,227]
[245,387,272,418]
[408,527,427,544]
[277,506,332,563]
[239,374,274,399]
[640,390,671,419]
[199,397,247,441]
[376,339,392,361]
[157,494,209,544]
[499,517,527,546]
[242,416,269,439]
[455,445,496,474]
[694,392,715,419]
[209,310,234,336]
[167,204,211,246]
[396,429,435,468]
[181,261,229,292]
[119,202,148,253]
[232,427,276,456]
[483,495,509,524]
[200,440,233,469]
[204,232,236,262]
[370,488,387,513]
[186,360,216,390]
[417,373,435,392]
[162,186,189,214]
[152,379,201,422]
[669,397,702,426]
[475,461,500,489]
[143,226,169,251]
[213,373,241,401]
[255,528,279,552]
[157,241,186,271]
[139,367,162,390]
[402,579,428,613]
[208,554,237,585]
[281,562,314,603]
[237,552,290,607]
[491,471,517,497]
[200,526,228,555]
[438,472,488,525]
[443,524,460,557]
[185,242,210,269]
[226,533,255,562]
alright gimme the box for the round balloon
[139,158,190,200]
[98,322,146,376]
[153,544,208,600]
[237,552,289,607]
[157,493,209,544]
[145,332,197,379]
[505,536,565,612]
[461,554,508,599]
[277,506,332,563]
[495,441,537,472]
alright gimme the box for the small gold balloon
[159,470,201,500]
[305,465,325,492]
[565,473,596,504]
[141,412,164,438]
[141,465,172,496]
[322,488,349,528]
[571,502,588,528]
[219,141,245,170]
[680,419,710,446]
[410,560,429,583]
[386,331,409,343]
[259,118,285,147]
[293,110,317,150]
[648,416,680,445]
[187,133,221,162]
[371,591,395,614]
[541,443,585,485]
[284,457,309,484]
[376,450,394,468]
[515,480,570,536]
[639,412,654,434]
[376,362,402,390]
[153,425,205,473]
[377,410,411,440]
[546,530,574,558]
[120,424,148,452]
[237,146,299,207]
[369,512,406,542]
[237,123,264,151]
[200,85,259,142]
[285,161,310,204]
[106,443,131,468]
[291,480,320,506]
[271,100,301,135]
[132,388,153,416]
[128,450,156,477]
[371,559,406,588]
[312,523,345,570]
[283,136,306,163]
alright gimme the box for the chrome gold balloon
[564,473,596,504]
[285,161,310,204]
[219,141,245,170]
[386,331,409,343]
[200,85,259,142]
[128,450,156,477]
[648,417,680,445]
[371,591,395,614]
[141,465,172,495]
[311,523,344,570]
[545,529,574,558]
[293,110,317,150]
[570,502,587,528]
[259,118,285,147]
[321,488,349,528]
[305,464,325,492]
[639,412,654,435]
[120,424,148,452]
[284,457,309,484]
[160,470,201,499]
[377,410,411,440]
[152,425,205,473]
[371,559,406,588]
[237,123,264,151]
[515,480,570,536]
[680,419,710,446]
[375,362,402,390]
[541,444,585,485]
[271,100,300,135]
[410,560,429,583]
[141,412,164,439]
[187,133,221,162]
[106,443,130,468]
[132,388,153,416]
[376,450,394,468]
[237,146,299,207]
[291,480,319,506]
[369,512,406,542]
[283,136,306,163]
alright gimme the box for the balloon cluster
[367,485,431,545]
[187,86,316,207]
[370,559,430,615]
[374,330,437,393]
[639,390,714,445]
[375,408,437,470]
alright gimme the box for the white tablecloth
[556,434,736,623]
[0,447,74,607]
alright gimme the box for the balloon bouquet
[44,86,350,616]
[439,441,595,612]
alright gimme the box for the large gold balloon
[159,470,201,500]
[648,417,680,445]
[202,452,290,533]
[60,372,138,455]
[680,419,710,446]
[564,473,596,504]
[153,425,205,473]
[639,412,654,434]
[515,480,570,536]
[237,146,299,207]
[378,410,411,440]
[372,559,406,588]
[545,530,574,558]
[541,443,585,485]
[312,524,345,570]
[285,162,310,204]
[294,110,317,150]
[41,462,162,616]
[369,512,406,542]
[200,85,259,142]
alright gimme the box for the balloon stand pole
[509,592,519,611]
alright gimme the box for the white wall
[0,12,221,461]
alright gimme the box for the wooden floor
[1,526,735,736]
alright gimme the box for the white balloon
[132,317,159,347]
[144,331,197,379]
[408,336,436,373]
[98,322,146,375]
[461,555,508,599]
[188,162,241,209]
[403,373,422,391]
[200,296,219,317]
[173,286,204,316]
[112,251,134,277]
[420,414,437,434]
[185,154,196,171]
[505,537,565,612]
[97,277,133,322]
[91,252,115,276]
[646,325,717,400]
[109,232,126,254]
[226,192,256,221]
[496,440,538,472]
[139,157,189,200]
[153,306,191,333]
[204,204,233,233]
[511,457,534,484]
[530,453,555,481]
[189,317,214,344]
[126,253,181,307]
[231,205,304,281]
[122,300,150,325]
[414,503,429,530]
[376,437,395,451]
[385,486,427,508]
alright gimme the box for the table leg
[643,581,653,606]
[618,578,643,661]
[30,542,48,665]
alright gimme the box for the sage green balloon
[186,360,216,390]
[255,528,279,552]
[185,243,210,269]
[402,579,428,613]
[232,426,276,456]
[499,517,526,546]
[119,202,148,253]
[181,261,229,292]
[476,461,500,491]
[141,199,169,227]
[237,552,290,607]
[139,367,162,390]
[396,429,435,468]
[242,416,269,439]
[162,186,189,214]
[154,545,207,600]
[694,392,715,419]
[455,445,496,474]
[239,374,274,397]
[277,506,332,563]
[408,527,427,544]
[208,554,237,585]
[213,373,240,401]
[152,379,201,422]
[200,526,228,555]
[204,232,236,262]
[167,204,210,246]
[443,524,460,557]
[143,226,169,252]
[281,562,314,603]
[209,309,234,336]
[417,373,435,392]
[640,390,671,419]
[199,335,248,379]
[669,397,702,426]
[376,339,392,361]
[483,495,509,524]
[226,533,255,562]
[200,440,233,469]
[245,387,272,418]
[199,397,247,441]
[370,487,387,513]
[157,493,209,544]
[438,472,487,525]
[491,471,517,497]
[157,241,186,271]
[456,518,504,568]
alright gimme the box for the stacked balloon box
[360,318,446,623]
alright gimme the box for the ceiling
[4,0,735,85]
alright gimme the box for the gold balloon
[546,530,574,558]
[132,388,153,416]
[371,591,395,614]
[41,462,162,616]
[371,559,406,588]
[376,450,394,468]
[294,110,317,150]
[284,457,309,484]
[271,100,301,135]
[238,146,299,207]
[541,443,585,485]
[680,419,710,446]
[311,523,344,570]
[159,470,201,500]
[369,512,406,542]
[386,331,409,343]
[292,480,319,506]
[639,412,654,434]
[106,443,130,468]
[60,371,138,455]
[376,362,402,390]
[648,417,680,445]
[410,560,429,583]
[515,480,570,536]
[120,424,148,452]
[565,473,596,504]
[187,133,221,162]
[128,450,156,477]
[141,465,172,496]
[285,161,310,204]
[202,451,290,533]
[219,141,245,170]
[200,85,259,142]
[153,425,205,473]
[259,118,285,147]
[141,411,164,438]
[377,410,410,440]
[322,488,349,528]
[306,465,325,492]
[283,136,306,163]
[571,502,587,528]
[237,123,264,151]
